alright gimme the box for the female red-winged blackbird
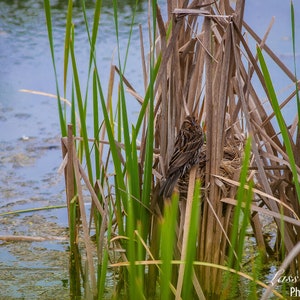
[160,115,204,198]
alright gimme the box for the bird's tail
[159,171,181,198]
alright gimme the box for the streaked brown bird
[160,115,204,198]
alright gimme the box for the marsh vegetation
[44,0,300,298]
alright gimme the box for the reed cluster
[44,0,300,299]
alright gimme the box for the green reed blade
[126,177,140,299]
[69,37,93,183]
[290,1,300,133]
[71,85,76,136]
[160,193,179,300]
[182,179,201,299]
[131,126,141,210]
[63,0,73,96]
[93,71,100,180]
[93,69,128,222]
[97,206,112,300]
[257,46,300,201]
[224,137,252,297]
[112,0,135,214]
[236,138,253,263]
[140,0,156,240]
[81,0,102,74]
[136,222,145,296]
[228,137,252,268]
[44,0,67,136]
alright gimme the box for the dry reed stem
[0,235,67,242]
[154,0,300,295]
[62,125,106,297]
[59,0,300,297]
[176,165,197,299]
[72,141,97,296]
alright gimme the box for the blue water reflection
[0,0,150,210]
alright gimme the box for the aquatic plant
[44,0,300,298]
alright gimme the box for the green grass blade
[139,0,156,241]
[69,36,93,183]
[228,137,252,268]
[71,84,76,136]
[224,137,252,297]
[94,69,128,220]
[290,1,300,134]
[63,0,73,96]
[236,183,253,262]
[136,222,145,296]
[112,0,137,223]
[126,182,140,299]
[257,46,300,201]
[236,138,253,265]
[93,71,100,180]
[291,1,297,80]
[223,138,252,296]
[131,126,141,206]
[81,0,102,74]
[160,194,179,300]
[98,208,112,299]
[182,180,201,299]
[43,0,67,136]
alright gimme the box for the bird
[160,115,204,198]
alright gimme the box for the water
[0,0,153,297]
[243,0,300,122]
[0,0,299,298]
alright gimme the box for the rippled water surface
[0,0,151,297]
[0,0,299,298]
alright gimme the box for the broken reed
[44,0,300,299]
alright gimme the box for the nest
[178,135,244,201]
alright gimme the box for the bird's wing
[167,136,202,175]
